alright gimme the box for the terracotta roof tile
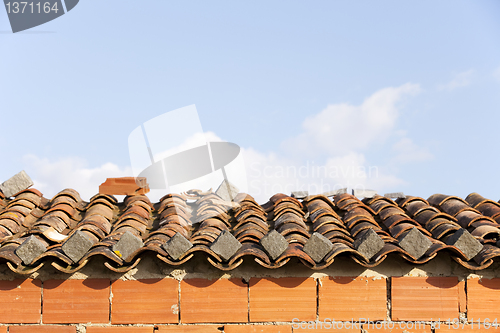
[0,188,499,273]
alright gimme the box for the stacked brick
[0,276,499,332]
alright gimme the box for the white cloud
[152,131,223,162]
[391,137,433,164]
[494,66,500,81]
[24,146,407,205]
[243,148,405,204]
[438,69,475,91]
[284,83,421,155]
[22,131,248,203]
[23,155,132,201]
[22,84,428,204]
[243,83,429,202]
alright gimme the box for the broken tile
[352,189,377,198]
[0,170,34,198]
[162,232,193,260]
[209,230,242,261]
[291,191,308,199]
[322,188,347,197]
[302,232,334,263]
[398,227,432,260]
[112,231,143,261]
[62,230,95,263]
[215,179,239,202]
[15,235,47,265]
[353,228,384,261]
[99,177,150,195]
[259,230,288,261]
[42,227,68,243]
[384,192,406,199]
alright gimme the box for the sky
[1,0,500,203]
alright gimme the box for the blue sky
[1,0,500,203]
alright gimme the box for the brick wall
[0,276,498,332]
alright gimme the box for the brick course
[249,277,316,322]
[467,278,500,321]
[0,275,496,330]
[0,279,41,324]
[391,277,459,321]
[43,279,110,324]
[111,278,178,324]
[319,277,387,321]
[180,278,248,323]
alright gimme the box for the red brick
[111,279,178,324]
[9,326,76,332]
[86,328,153,333]
[467,278,500,320]
[180,278,247,323]
[319,277,387,321]
[43,279,110,324]
[363,323,430,333]
[249,277,316,322]
[0,279,41,323]
[99,177,149,195]
[391,277,459,321]
[225,324,292,333]
[157,326,221,332]
[0,327,7,333]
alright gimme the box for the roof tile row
[1,188,500,274]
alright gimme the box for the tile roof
[1,188,500,274]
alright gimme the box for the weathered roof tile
[0,188,499,273]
